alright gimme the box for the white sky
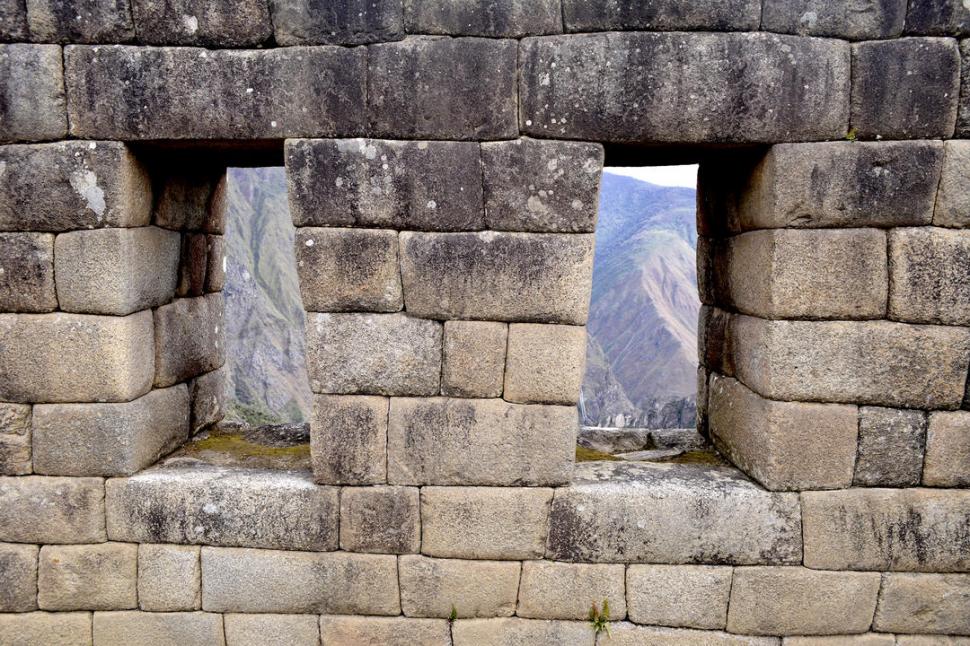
[606,165,698,188]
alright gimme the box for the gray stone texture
[890,227,970,325]
[0,0,27,40]
[106,465,338,551]
[853,407,927,487]
[400,231,594,324]
[399,555,520,618]
[387,397,576,486]
[0,233,55,312]
[0,311,155,403]
[627,564,733,630]
[0,475,105,543]
[785,637,895,646]
[960,42,970,137]
[38,542,137,611]
[906,0,970,35]
[311,395,387,485]
[504,324,586,405]
[520,32,849,144]
[176,233,207,298]
[93,611,225,646]
[190,366,227,433]
[138,544,201,611]
[0,612,92,646]
[936,141,970,227]
[517,561,626,620]
[851,38,960,139]
[453,618,594,646]
[873,573,970,635]
[405,0,560,36]
[152,167,225,232]
[286,138,485,231]
[924,411,970,487]
[368,37,517,140]
[306,313,441,396]
[153,293,225,388]
[224,614,319,646]
[0,44,66,143]
[320,616,450,646]
[0,141,151,232]
[339,486,420,554]
[0,542,38,611]
[441,321,507,398]
[271,0,403,45]
[562,0,760,31]
[66,45,366,139]
[802,488,970,571]
[762,0,907,39]
[32,384,189,477]
[295,228,402,312]
[130,0,271,47]
[608,624,778,646]
[205,235,224,292]
[26,0,134,42]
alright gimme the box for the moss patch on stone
[174,430,311,470]
[656,449,726,466]
[576,445,620,462]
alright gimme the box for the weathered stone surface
[388,397,575,486]
[546,462,802,564]
[905,0,970,35]
[0,44,66,143]
[709,376,859,491]
[0,233,55,312]
[924,411,970,487]
[960,41,970,137]
[854,407,927,487]
[204,235,224,292]
[890,227,970,325]
[731,316,970,409]
[368,37,517,140]
[802,488,970,571]
[0,311,155,404]
[286,139,484,230]
[562,0,760,31]
[190,366,227,433]
[897,635,970,645]
[311,395,387,485]
[762,0,906,39]
[520,32,849,144]
[517,561,626,620]
[936,141,970,227]
[38,543,137,611]
[321,616,450,646]
[504,324,586,405]
[874,573,970,635]
[453,618,593,646]
[152,167,225,232]
[441,321,507,398]
[405,0,559,36]
[26,0,134,42]
[306,313,441,396]
[271,0,403,45]
[0,542,37,611]
[340,486,420,554]
[627,565,732,630]
[138,544,200,611]
[153,294,225,388]
[851,38,960,139]
[93,611,225,646]
[608,623,779,646]
[202,547,399,614]
[784,637,895,646]
[0,612,92,646]
[0,403,31,475]
[399,555,520,618]
[0,476,105,543]
[66,45,365,139]
[421,486,553,560]
[176,232,207,298]
[0,1,28,40]
[225,614,318,646]
[106,465,338,551]
[295,228,402,312]
[400,231,594,324]
[130,0,271,46]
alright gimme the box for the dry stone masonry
[0,0,969,644]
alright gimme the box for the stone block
[152,167,225,232]
[339,486,420,554]
[897,636,970,646]
[93,611,225,646]
[286,138,484,230]
[305,313,441,396]
[504,324,586,405]
[0,233,55,312]
[854,407,927,487]
[0,402,31,475]
[905,0,970,35]
[517,561,625,620]
[399,555,520,618]
[452,618,594,646]
[961,41,970,137]
[404,0,560,36]
[0,44,65,143]
[190,366,227,434]
[547,462,802,564]
[320,616,450,646]
[731,315,970,409]
[176,233,207,298]
[608,623,779,646]
[107,465,338,550]
[367,37,517,140]
[802,488,970,571]
[564,0,759,31]
[784,637,895,646]
[26,0,134,42]
[762,0,906,39]
[0,476,105,543]
[0,1,27,40]
[936,141,970,227]
[400,231,594,324]
[627,564,732,630]
[421,486,553,560]
[388,397,575,486]
[153,294,224,388]
[0,542,37,611]
[851,38,960,139]
[441,321,507,398]
[295,228,402,312]
[271,0,403,45]
[205,235,224,292]
[520,32,849,144]
[66,45,365,140]
[890,227,970,325]
[224,614,318,646]
[311,395,387,485]
[201,546,399,614]
[924,411,970,487]
[32,384,189,477]
[38,543,137,611]
[0,141,151,232]
[138,544,200,611]
[130,0,271,46]
[727,567,880,636]
[0,612,92,646]
[874,573,970,635]
[708,375,859,491]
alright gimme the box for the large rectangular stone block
[627,564,732,630]
[106,465,338,551]
[0,1,28,40]
[367,37,517,140]
[452,618,594,646]
[190,366,227,434]
[924,411,970,487]
[0,311,155,403]
[404,0,560,36]
[339,485,420,554]
[504,324,586,405]
[802,488,970,571]
[271,0,403,45]
[0,44,66,143]
[225,614,318,646]
[400,231,594,324]
[66,45,365,139]
[889,227,970,325]
[311,395,387,485]
[562,0,760,31]
[906,0,970,34]
[0,476,105,544]
[935,141,970,227]
[520,32,849,144]
[138,544,200,612]
[441,321,507,398]
[0,542,38,612]
[517,561,626,620]
[399,555,520,618]
[152,167,225,232]
[873,573,970,635]
[0,612,92,646]
[0,233,56,312]
[26,0,135,43]
[854,407,927,487]
[388,397,575,486]
[93,611,225,646]
[286,138,484,230]
[321,616,450,646]
[153,294,224,388]
[762,0,906,39]
[546,462,802,564]
[607,623,778,646]
[38,543,137,611]
[130,0,271,47]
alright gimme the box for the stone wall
[1,1,969,644]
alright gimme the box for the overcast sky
[606,165,698,188]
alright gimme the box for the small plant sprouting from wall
[588,598,611,638]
